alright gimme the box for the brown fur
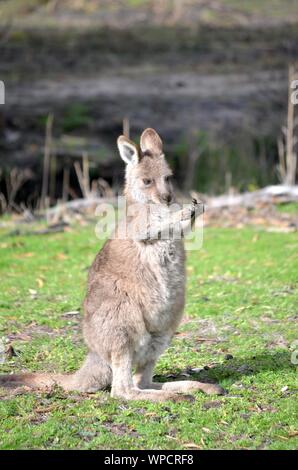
[0,128,223,401]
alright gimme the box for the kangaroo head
[117,128,174,205]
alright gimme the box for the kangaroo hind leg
[134,361,224,396]
[67,352,112,392]
[112,351,192,402]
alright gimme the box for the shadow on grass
[155,351,295,386]
[196,351,295,384]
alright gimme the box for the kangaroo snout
[161,193,172,204]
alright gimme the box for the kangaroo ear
[140,128,163,155]
[117,136,139,165]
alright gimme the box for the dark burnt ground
[0,3,298,200]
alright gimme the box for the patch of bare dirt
[102,421,140,438]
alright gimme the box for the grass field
[0,221,297,449]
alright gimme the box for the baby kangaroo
[0,128,223,402]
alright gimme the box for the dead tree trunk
[122,117,130,139]
[183,130,203,192]
[41,113,54,209]
[278,65,297,186]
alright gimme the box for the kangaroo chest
[137,240,186,332]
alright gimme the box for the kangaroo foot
[111,387,194,403]
[144,380,225,395]
[191,382,225,395]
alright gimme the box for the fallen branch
[46,197,118,214]
[201,185,298,209]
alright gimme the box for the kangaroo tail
[0,372,78,391]
[0,352,112,393]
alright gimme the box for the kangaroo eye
[143,178,152,186]
[165,175,172,183]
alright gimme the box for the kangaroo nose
[161,193,172,204]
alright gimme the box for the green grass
[0,222,297,449]
[276,202,298,215]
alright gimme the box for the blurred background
[0,0,298,213]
